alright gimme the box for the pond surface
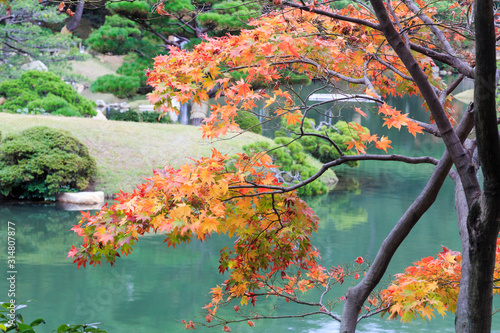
[2,78,500,332]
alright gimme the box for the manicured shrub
[0,71,96,117]
[85,15,142,55]
[108,109,171,123]
[279,120,366,168]
[243,140,328,196]
[90,74,140,98]
[234,110,262,134]
[0,126,97,200]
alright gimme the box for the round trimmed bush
[0,71,96,117]
[0,126,97,200]
[90,74,140,99]
[235,110,262,134]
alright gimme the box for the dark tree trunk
[65,0,85,32]
[465,0,500,330]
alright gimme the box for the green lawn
[0,113,336,197]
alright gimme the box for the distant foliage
[0,71,96,117]
[86,14,159,96]
[108,110,172,123]
[278,120,369,168]
[0,0,80,81]
[85,15,143,55]
[0,126,97,200]
[90,74,140,98]
[243,140,329,196]
[234,110,262,134]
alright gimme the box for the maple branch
[281,1,380,30]
[229,154,439,195]
[372,55,413,81]
[411,120,440,137]
[442,74,465,102]
[356,305,391,322]
[403,0,457,57]
[203,311,340,328]
[409,42,474,78]
[362,59,378,94]
[371,0,481,207]
[298,57,367,85]
[386,0,410,49]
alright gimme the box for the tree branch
[228,154,439,196]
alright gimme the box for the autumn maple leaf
[407,120,424,137]
[376,136,392,152]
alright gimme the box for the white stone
[139,105,155,112]
[21,60,48,72]
[93,109,107,120]
[73,83,85,94]
[56,191,105,205]
[96,100,107,107]
[56,202,105,211]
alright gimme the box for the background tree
[0,0,80,81]
[84,0,261,97]
[68,1,500,332]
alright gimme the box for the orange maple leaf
[285,110,302,126]
[354,107,368,119]
[376,136,392,152]
[407,120,424,137]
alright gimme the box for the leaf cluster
[0,126,97,200]
[0,301,107,333]
[380,241,500,323]
[0,71,96,117]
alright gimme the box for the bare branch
[228,154,439,195]
[282,1,381,30]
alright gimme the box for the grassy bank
[0,114,336,196]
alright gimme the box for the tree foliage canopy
[69,0,500,332]
[0,0,80,81]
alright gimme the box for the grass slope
[0,114,336,196]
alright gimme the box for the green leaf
[29,318,45,327]
[17,323,33,331]
[57,324,70,333]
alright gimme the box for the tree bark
[465,0,500,330]
[368,0,481,206]
[65,0,85,33]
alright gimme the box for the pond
[2,78,500,332]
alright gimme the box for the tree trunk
[464,0,500,330]
[62,0,85,33]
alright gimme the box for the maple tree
[68,0,500,332]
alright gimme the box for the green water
[1,170,498,332]
[2,78,500,332]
